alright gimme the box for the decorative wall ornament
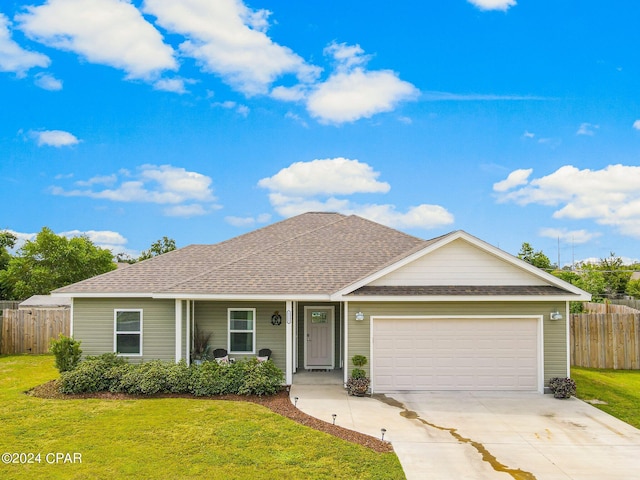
[271,311,282,326]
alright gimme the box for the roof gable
[368,237,548,287]
[337,230,590,299]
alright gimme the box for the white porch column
[175,299,182,363]
[285,300,293,385]
[343,301,349,384]
[186,300,191,365]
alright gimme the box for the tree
[598,252,632,299]
[0,230,17,299]
[517,242,552,270]
[138,236,177,261]
[572,262,607,302]
[626,278,640,299]
[0,227,116,300]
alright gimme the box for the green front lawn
[572,367,640,429]
[0,355,404,480]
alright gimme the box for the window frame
[114,309,143,357]
[227,308,256,354]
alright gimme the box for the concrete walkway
[289,384,640,479]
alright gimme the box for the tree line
[0,228,176,301]
[517,242,640,303]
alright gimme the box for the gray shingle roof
[54,212,427,295]
[54,212,579,298]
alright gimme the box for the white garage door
[372,317,539,392]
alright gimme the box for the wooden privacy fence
[583,302,640,314]
[1,309,70,354]
[570,313,640,369]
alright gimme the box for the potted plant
[191,323,212,365]
[548,377,576,399]
[346,355,370,396]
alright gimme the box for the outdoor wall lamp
[550,311,563,321]
[355,311,365,321]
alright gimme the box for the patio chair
[213,348,229,364]
[257,348,271,362]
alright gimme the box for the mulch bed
[27,381,393,453]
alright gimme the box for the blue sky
[2,0,640,265]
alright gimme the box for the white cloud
[492,168,532,192]
[212,100,250,116]
[307,69,418,124]
[143,0,319,95]
[34,72,63,90]
[495,164,640,238]
[51,164,220,216]
[468,0,517,11]
[32,129,80,147]
[259,158,454,230]
[522,131,535,138]
[17,0,177,80]
[0,13,50,75]
[153,77,190,94]
[164,204,218,217]
[633,120,640,130]
[6,228,128,253]
[538,227,601,245]
[225,213,271,227]
[306,43,418,124]
[577,122,599,136]
[75,174,117,187]
[258,158,390,196]
[60,229,127,248]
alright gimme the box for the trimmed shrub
[59,356,284,396]
[49,334,82,373]
[59,354,129,394]
[238,358,284,396]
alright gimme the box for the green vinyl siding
[193,301,286,372]
[73,298,175,363]
[347,301,568,386]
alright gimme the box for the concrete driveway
[381,391,640,479]
[290,385,640,479]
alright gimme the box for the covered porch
[172,299,349,385]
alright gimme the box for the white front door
[304,306,334,369]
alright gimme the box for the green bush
[238,359,285,396]
[59,356,284,396]
[49,334,82,373]
[115,360,191,395]
[59,355,129,393]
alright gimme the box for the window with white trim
[228,308,255,354]
[114,309,143,356]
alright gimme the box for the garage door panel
[373,317,539,392]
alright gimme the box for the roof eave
[334,294,590,302]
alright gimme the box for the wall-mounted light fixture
[550,311,563,321]
[355,311,365,321]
